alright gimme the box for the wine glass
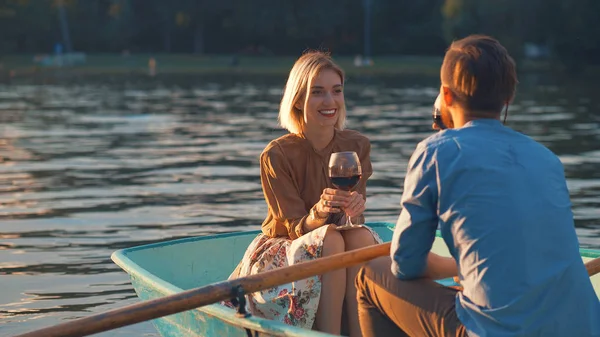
[432,93,447,130]
[328,151,363,230]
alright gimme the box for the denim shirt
[391,119,600,337]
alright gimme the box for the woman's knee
[342,227,376,249]
[322,226,345,256]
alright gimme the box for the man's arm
[424,252,458,280]
[390,142,457,280]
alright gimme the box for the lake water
[1,72,599,336]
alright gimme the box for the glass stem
[346,212,351,226]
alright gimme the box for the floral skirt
[225,225,383,330]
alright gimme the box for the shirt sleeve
[260,145,309,239]
[390,142,440,280]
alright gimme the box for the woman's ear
[294,100,303,111]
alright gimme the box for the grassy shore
[0,53,572,81]
[0,54,446,77]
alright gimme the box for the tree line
[0,0,598,69]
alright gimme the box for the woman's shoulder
[261,133,305,159]
[336,129,371,150]
[337,129,370,142]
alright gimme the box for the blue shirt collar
[463,118,503,128]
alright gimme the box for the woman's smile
[319,108,337,118]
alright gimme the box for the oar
[587,256,600,277]
[15,242,393,337]
[15,245,600,337]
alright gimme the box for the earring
[503,103,509,124]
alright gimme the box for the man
[356,34,600,337]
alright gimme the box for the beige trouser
[355,256,468,337]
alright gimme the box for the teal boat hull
[111,222,600,337]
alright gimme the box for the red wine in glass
[328,151,362,228]
[331,175,362,191]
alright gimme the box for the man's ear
[442,86,454,107]
[507,94,515,105]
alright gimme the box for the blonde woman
[228,51,381,336]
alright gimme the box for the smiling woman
[224,51,381,337]
[278,52,347,137]
[298,69,345,133]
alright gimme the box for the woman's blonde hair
[278,51,347,135]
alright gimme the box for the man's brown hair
[441,35,518,115]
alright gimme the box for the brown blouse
[259,129,373,239]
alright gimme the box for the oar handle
[15,242,392,337]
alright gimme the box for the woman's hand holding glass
[317,188,365,224]
[343,191,366,218]
[316,188,348,215]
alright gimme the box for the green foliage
[0,0,597,69]
[441,0,600,68]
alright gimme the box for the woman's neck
[303,126,335,151]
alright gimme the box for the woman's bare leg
[342,228,377,337]
[313,226,346,334]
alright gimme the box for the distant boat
[111,222,600,337]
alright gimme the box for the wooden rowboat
[111,221,600,337]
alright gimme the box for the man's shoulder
[500,127,564,166]
[415,131,460,154]
[420,126,561,163]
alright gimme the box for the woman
[229,51,381,337]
